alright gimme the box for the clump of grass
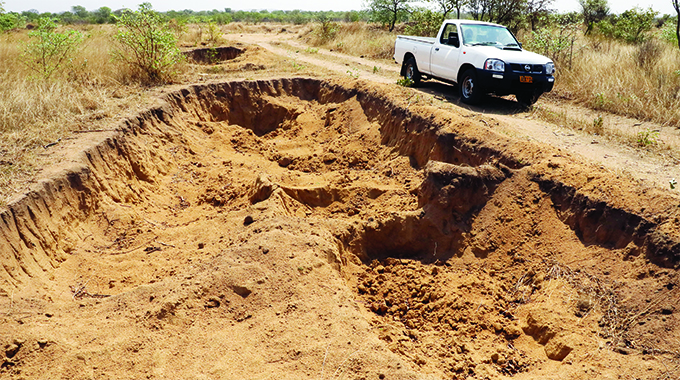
[396,77,413,87]
[590,116,604,135]
[636,128,659,146]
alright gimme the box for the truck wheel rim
[462,77,474,98]
[406,66,414,79]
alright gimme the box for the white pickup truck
[393,19,555,105]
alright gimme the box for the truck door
[430,23,461,81]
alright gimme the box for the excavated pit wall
[184,46,245,63]
[0,77,677,295]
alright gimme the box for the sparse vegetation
[302,22,395,59]
[346,67,360,78]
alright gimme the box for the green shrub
[314,13,338,42]
[113,3,183,84]
[660,17,679,46]
[597,7,657,43]
[20,17,85,79]
[205,21,222,45]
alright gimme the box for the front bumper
[476,68,555,96]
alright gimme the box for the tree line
[366,0,679,48]
[0,1,678,49]
[0,5,370,30]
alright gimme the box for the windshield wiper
[471,42,497,46]
[502,43,522,50]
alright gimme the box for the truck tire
[459,69,482,104]
[404,58,421,85]
[516,91,541,107]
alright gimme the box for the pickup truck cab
[393,19,555,105]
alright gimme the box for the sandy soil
[0,32,679,380]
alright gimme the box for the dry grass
[301,22,396,60]
[0,26,166,204]
[554,39,680,127]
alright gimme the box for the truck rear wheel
[459,69,482,104]
[404,58,421,85]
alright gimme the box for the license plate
[520,75,533,83]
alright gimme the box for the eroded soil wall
[2,78,678,296]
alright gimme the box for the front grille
[510,63,544,74]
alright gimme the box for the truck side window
[440,24,459,47]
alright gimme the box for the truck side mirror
[448,34,460,48]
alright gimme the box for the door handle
[435,48,440,51]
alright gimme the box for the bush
[20,17,85,79]
[205,22,223,45]
[113,3,183,84]
[314,13,339,42]
[597,7,657,43]
[523,23,580,69]
[0,12,23,32]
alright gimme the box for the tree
[72,5,88,18]
[467,0,526,28]
[94,7,113,24]
[427,0,455,19]
[580,0,609,35]
[365,0,412,32]
[525,0,554,30]
[673,0,680,49]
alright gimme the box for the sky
[2,0,679,17]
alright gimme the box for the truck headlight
[484,59,505,72]
[546,62,555,75]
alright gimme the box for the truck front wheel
[404,58,421,85]
[459,69,482,104]
[516,91,542,107]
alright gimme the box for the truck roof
[442,19,504,28]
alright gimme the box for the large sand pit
[0,78,679,379]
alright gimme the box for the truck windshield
[460,24,519,48]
